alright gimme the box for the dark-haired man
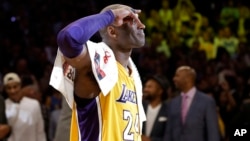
[142,75,169,141]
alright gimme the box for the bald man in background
[165,66,220,141]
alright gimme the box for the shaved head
[176,66,196,83]
[100,4,129,13]
[99,4,131,39]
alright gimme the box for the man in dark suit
[142,74,169,141]
[165,66,220,141]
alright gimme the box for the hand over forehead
[111,8,143,27]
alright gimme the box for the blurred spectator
[142,75,169,141]
[173,0,196,33]
[206,90,226,140]
[215,47,233,72]
[45,88,62,112]
[167,30,183,48]
[214,27,226,50]
[165,66,220,141]
[158,0,173,32]
[178,21,193,46]
[228,99,250,141]
[48,106,61,141]
[189,13,203,36]
[3,72,46,141]
[199,29,217,60]
[149,31,171,58]
[53,98,71,141]
[22,84,50,141]
[39,63,53,94]
[219,0,239,27]
[214,26,239,58]
[145,9,162,35]
[218,74,240,139]
[13,57,31,77]
[236,5,250,41]
[200,16,214,35]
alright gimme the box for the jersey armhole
[74,93,96,108]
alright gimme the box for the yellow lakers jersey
[70,62,141,141]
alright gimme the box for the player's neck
[150,98,162,108]
[114,52,131,69]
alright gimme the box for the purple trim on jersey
[76,98,99,141]
[57,10,115,58]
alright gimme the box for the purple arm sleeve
[57,10,115,58]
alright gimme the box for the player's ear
[107,26,117,39]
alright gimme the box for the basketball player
[52,4,146,141]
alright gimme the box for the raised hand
[111,8,144,27]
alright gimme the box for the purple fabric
[76,98,99,141]
[57,10,115,58]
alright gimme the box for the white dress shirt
[146,103,162,136]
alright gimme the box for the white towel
[49,40,146,132]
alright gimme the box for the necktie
[181,94,188,124]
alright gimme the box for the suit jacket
[165,90,220,141]
[142,101,168,141]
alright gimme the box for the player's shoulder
[196,91,215,104]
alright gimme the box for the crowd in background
[1,0,250,141]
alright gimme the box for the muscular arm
[57,8,142,67]
[57,10,115,59]
[57,10,115,72]
[56,8,142,98]
[57,10,115,98]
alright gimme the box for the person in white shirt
[3,72,46,141]
[142,74,169,141]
